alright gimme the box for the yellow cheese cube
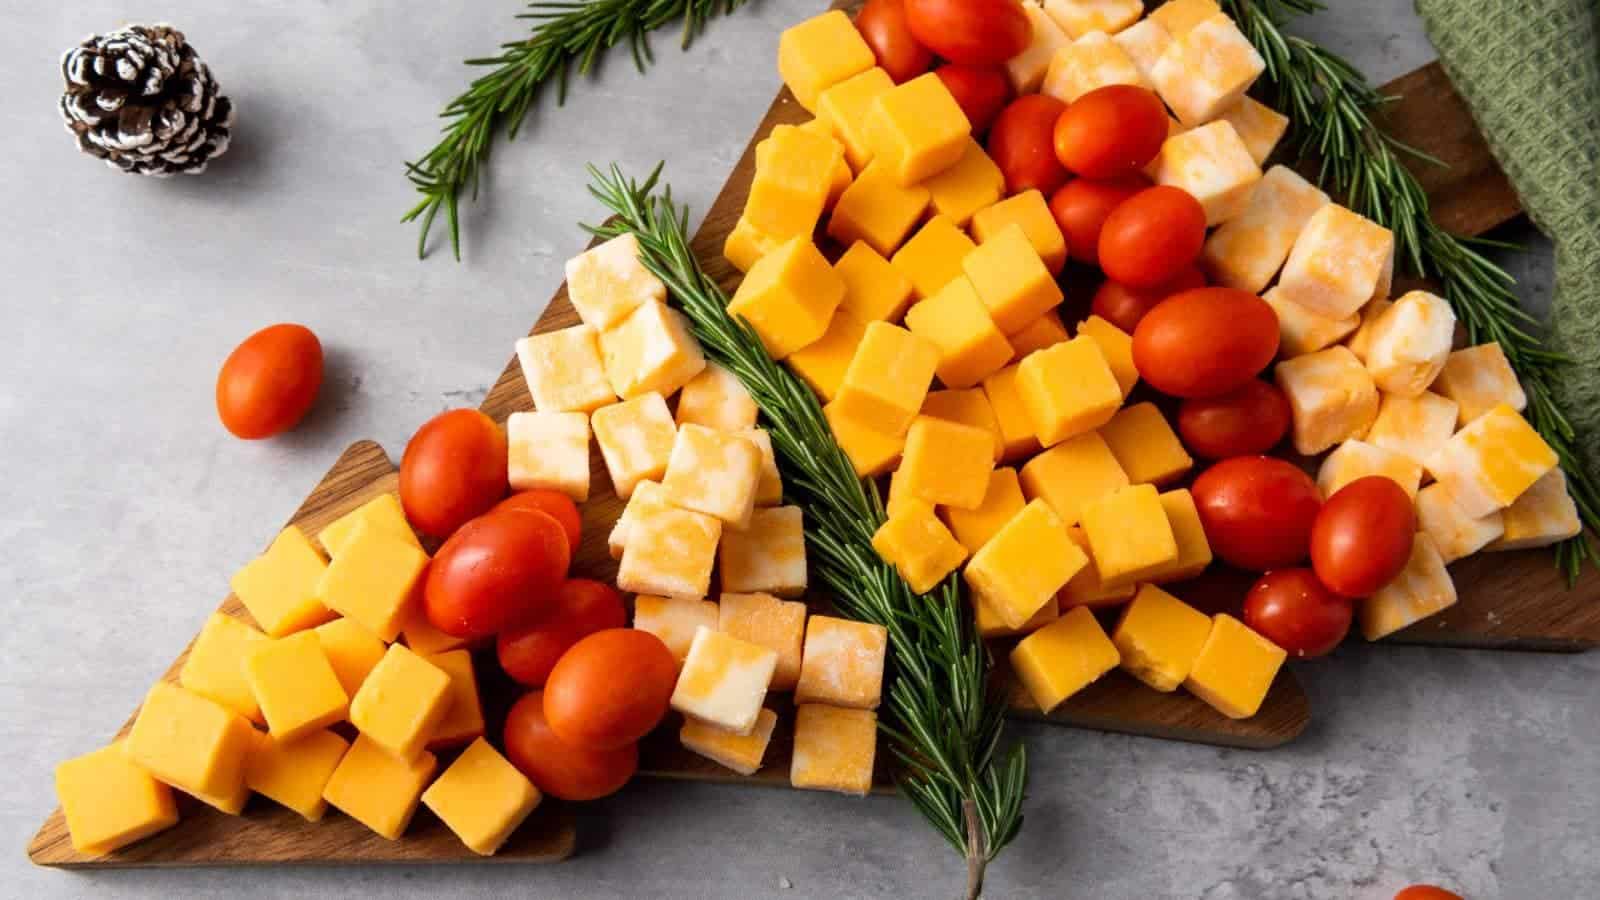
[1010,606,1121,713]
[1184,614,1286,717]
[1007,311,1070,358]
[671,626,779,734]
[723,215,784,274]
[834,242,916,324]
[1416,482,1505,564]
[1150,12,1264,126]
[795,615,889,710]
[1111,584,1213,692]
[126,682,254,811]
[1017,337,1123,446]
[824,400,907,477]
[1008,3,1075,93]
[245,729,348,822]
[922,388,1006,462]
[884,467,917,521]
[592,393,676,501]
[741,428,784,506]
[965,500,1087,630]
[971,189,1068,274]
[778,10,875,111]
[322,734,437,841]
[632,595,719,663]
[1099,402,1193,486]
[891,215,977,301]
[1076,314,1140,397]
[1345,296,1394,364]
[1152,121,1262,225]
[789,307,868,403]
[55,741,179,855]
[1203,166,1330,293]
[1359,534,1458,640]
[1278,204,1396,319]
[1366,391,1459,471]
[816,67,895,170]
[1427,403,1558,518]
[314,617,387,700]
[1219,97,1289,165]
[421,738,540,856]
[1365,290,1456,397]
[982,363,1042,460]
[719,592,807,692]
[923,138,1007,228]
[676,363,757,433]
[905,277,1015,390]
[401,605,473,657]
[663,423,763,527]
[836,321,940,435]
[748,125,840,240]
[231,525,334,638]
[1149,0,1221,36]
[942,467,1028,554]
[1489,468,1582,551]
[871,501,969,594]
[316,519,428,643]
[728,237,844,360]
[1263,287,1360,358]
[1042,31,1149,104]
[1113,18,1174,81]
[1275,346,1381,456]
[963,224,1064,335]
[617,501,723,599]
[1020,431,1129,526]
[682,706,778,776]
[513,324,616,415]
[1317,439,1424,500]
[1082,484,1180,587]
[425,649,485,749]
[1044,0,1142,37]
[975,587,1060,638]
[245,631,349,742]
[318,492,420,558]
[797,117,854,208]
[180,613,268,724]
[791,704,877,796]
[349,644,453,762]
[899,415,997,510]
[719,506,808,597]
[506,410,590,501]
[1146,488,1214,583]
[1433,343,1529,426]
[1059,524,1138,608]
[563,233,666,331]
[599,300,707,399]
[863,72,971,185]
[827,161,931,257]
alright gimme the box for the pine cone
[59,24,235,176]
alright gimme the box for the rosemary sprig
[1225,0,1600,581]
[403,0,749,260]
[585,163,1026,899]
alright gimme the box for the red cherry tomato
[1049,176,1149,265]
[1089,267,1206,333]
[1132,287,1281,398]
[934,64,1012,134]
[903,0,1031,66]
[1192,456,1322,571]
[543,629,678,751]
[493,489,582,554]
[1243,568,1353,658]
[854,0,933,83]
[1177,379,1292,459]
[1053,85,1169,179]
[1395,887,1463,900]
[1311,477,1418,598]
[400,409,508,539]
[497,579,627,687]
[988,94,1071,196]
[504,690,637,802]
[215,324,323,439]
[424,507,570,640]
[1097,186,1207,287]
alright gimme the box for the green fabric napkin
[1415,0,1600,484]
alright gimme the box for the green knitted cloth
[1415,0,1600,483]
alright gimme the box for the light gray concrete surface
[0,2,1580,898]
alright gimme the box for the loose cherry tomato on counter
[1243,568,1353,658]
[1097,186,1207,288]
[399,409,508,539]
[497,579,627,687]
[543,629,678,751]
[854,0,933,83]
[988,94,1071,196]
[215,323,323,439]
[1311,476,1417,598]
[493,489,582,553]
[1089,266,1206,333]
[1395,887,1463,900]
[504,690,638,802]
[934,64,1012,134]
[1049,175,1149,265]
[1177,379,1292,459]
[1192,456,1322,571]
[424,506,570,640]
[903,0,1031,66]
[1053,85,1169,179]
[1132,287,1280,398]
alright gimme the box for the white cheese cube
[591,393,676,500]
[1488,468,1582,551]
[1113,18,1173,82]
[1148,0,1222,37]
[1345,297,1394,364]
[1149,13,1264,126]
[679,707,778,776]
[506,411,590,501]
[1365,391,1459,471]
[632,595,719,662]
[1217,97,1289,165]
[616,502,722,599]
[1359,534,1457,641]
[1263,287,1359,358]
[1316,439,1423,500]
[739,428,783,506]
[564,233,667,331]
[1426,404,1558,518]
[515,324,616,414]
[1432,343,1527,426]
[599,300,707,400]
[1204,166,1330,293]
[719,506,807,597]
[1275,346,1380,456]
[662,423,763,528]
[1008,2,1075,94]
[1277,204,1396,320]
[670,627,778,735]
[675,363,758,432]
[608,479,667,559]
[1043,0,1142,38]
[1041,32,1149,104]
[1364,290,1456,397]
[1152,121,1262,225]
[794,615,889,710]
[1416,483,1504,564]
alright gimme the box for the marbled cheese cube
[923,138,1007,228]
[681,707,778,776]
[1203,166,1330,293]
[1058,524,1137,608]
[564,233,666,332]
[862,73,971,185]
[817,67,895,171]
[506,410,590,501]
[1359,534,1457,641]
[1218,97,1289,165]
[670,626,779,735]
[891,215,977,301]
[1426,403,1558,518]
[1017,337,1123,446]
[965,500,1087,630]
[1152,121,1262,225]
[1150,13,1264,126]
[795,615,889,710]
[971,190,1069,275]
[1113,18,1174,81]
[789,308,868,403]
[898,415,997,510]
[1082,484,1180,587]
[1098,402,1193,487]
[1489,468,1582,551]
[871,501,968,594]
[1044,0,1143,37]
[632,595,719,662]
[719,506,807,597]
[728,237,844,360]
[1148,0,1221,36]
[591,393,675,500]
[791,704,877,796]
[824,400,907,477]
[923,388,1006,463]
[1433,343,1528,426]
[1316,439,1424,500]
[1263,287,1359,358]
[1364,290,1456,397]
[1184,614,1285,717]
[1042,31,1149,104]
[1010,606,1121,713]
[1008,2,1075,93]
[676,363,757,433]
[942,467,1028,553]
[827,161,931,257]
[740,428,783,506]
[608,479,667,559]
[1020,431,1130,526]
[1366,391,1459,471]
[719,592,807,692]
[616,502,723,599]
[1277,204,1396,320]
[1112,584,1213,692]
[1345,297,1393,364]
[1416,483,1504,564]
[904,277,1015,390]
[963,223,1064,335]
[1275,346,1381,455]
[600,300,707,399]
[515,324,615,414]
[662,423,763,527]
[777,10,875,111]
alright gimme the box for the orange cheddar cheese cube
[942,467,1028,554]
[1008,311,1071,357]
[671,626,779,734]
[1044,0,1143,38]
[975,587,1059,638]
[728,237,844,360]
[817,67,895,170]
[964,223,1064,335]
[748,124,841,241]
[1076,314,1139,397]
[790,704,877,796]
[1043,31,1149,104]
[1009,2,1075,93]
[971,189,1068,274]
[836,321,940,435]
[1112,584,1213,692]
[314,617,387,702]
[1427,403,1558,518]
[1489,468,1582,551]
[564,233,666,331]
[663,423,763,528]
[905,277,1015,390]
[892,215,977,301]
[617,501,723,599]
[1009,606,1120,713]
[824,400,907,477]
[349,644,453,762]
[982,363,1042,460]
[797,117,854,207]
[871,501,969,594]
[1019,431,1129,526]
[1203,165,1330,293]
[507,410,590,501]
[599,300,707,399]
[741,428,784,506]
[425,649,485,749]
[862,72,971,186]
[514,323,616,414]
[400,606,473,657]
[422,738,540,857]
[1264,286,1359,358]
[126,682,254,812]
[322,734,437,841]
[964,500,1087,630]
[795,615,889,710]
[1278,204,1396,320]
[723,215,784,274]
[719,506,808,597]
[245,729,349,822]
[180,612,268,724]
[1359,534,1457,640]
[719,592,807,692]
[245,631,349,742]
[789,307,869,403]
[1149,0,1221,36]
[923,138,1007,227]
[835,242,916,324]
[1150,13,1264,126]
[1152,120,1262,225]
[1416,482,1504,564]
[55,741,179,855]
[1114,17,1174,82]
[885,467,917,520]
[1219,96,1289,165]
[1098,402,1193,486]
[1016,336,1123,446]
[1184,614,1286,718]
[1275,346,1381,456]
[1146,488,1214,583]
[922,388,1006,462]
[1433,343,1528,426]
[676,363,757,433]
[632,595,719,663]
[828,161,931,257]
[1316,439,1424,500]
[778,10,875,112]
[1364,290,1456,397]
[231,525,333,638]
[682,706,778,776]
[1082,484,1179,587]
[592,393,676,501]
[316,519,428,642]
[1059,524,1138,608]
[899,415,997,510]
[318,492,419,559]
[1346,297,1394,364]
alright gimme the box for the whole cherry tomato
[1311,476,1417,598]
[400,409,508,538]
[934,64,1012,134]
[424,507,570,640]
[497,579,627,687]
[854,0,933,83]
[1192,456,1322,571]
[494,489,582,554]
[903,0,1031,66]
[544,629,678,751]
[1089,267,1206,333]
[1054,85,1169,179]
[1132,287,1280,398]
[1243,568,1353,658]
[504,690,637,801]
[1098,186,1208,287]
[1177,379,1292,459]
[988,94,1071,196]
[1395,887,1463,900]
[1049,175,1149,265]
[215,324,323,439]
